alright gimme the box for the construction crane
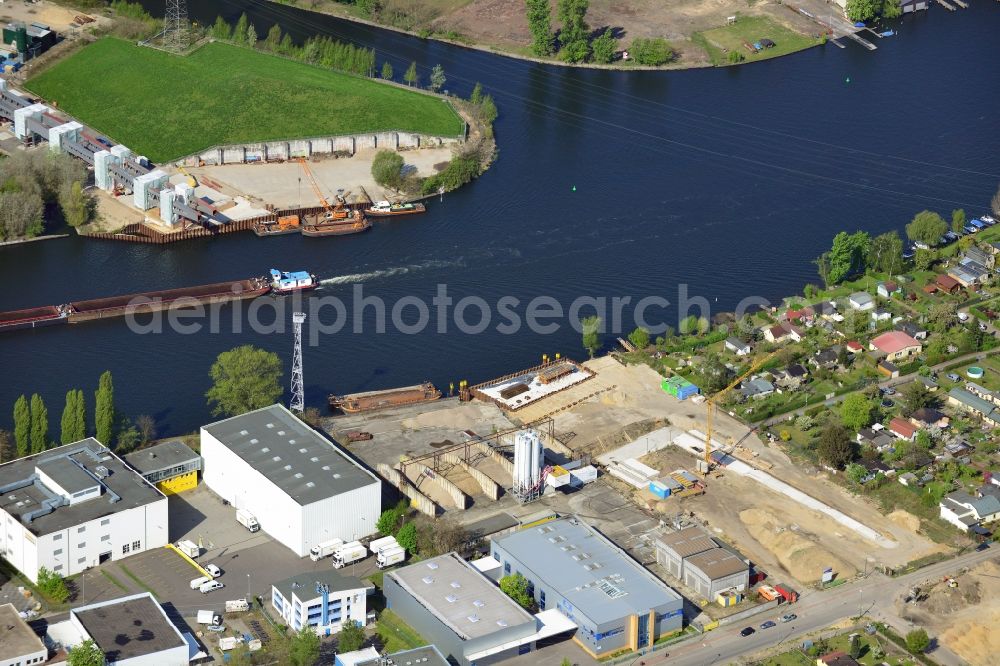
[297,158,347,220]
[703,350,779,473]
[177,164,197,188]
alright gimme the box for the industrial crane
[703,349,780,473]
[297,158,347,220]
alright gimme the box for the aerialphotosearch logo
[123,283,780,344]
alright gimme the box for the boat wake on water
[318,259,465,286]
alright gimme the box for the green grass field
[693,16,821,66]
[26,38,464,162]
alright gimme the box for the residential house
[918,375,939,391]
[774,364,809,389]
[856,428,895,451]
[783,307,815,325]
[845,340,863,354]
[910,407,949,429]
[763,322,803,344]
[943,440,973,457]
[870,330,922,362]
[848,292,875,311]
[939,491,1000,532]
[877,281,900,299]
[817,651,861,666]
[965,381,1000,407]
[813,301,839,320]
[878,360,900,378]
[871,309,893,322]
[810,348,840,370]
[965,246,995,270]
[888,417,918,441]
[741,377,775,400]
[948,260,988,288]
[898,472,918,487]
[725,337,752,356]
[861,458,893,480]
[894,320,928,340]
[948,388,1000,426]
[934,274,962,294]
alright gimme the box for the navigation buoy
[572,185,577,191]
[845,76,851,83]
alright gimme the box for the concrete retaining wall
[473,441,514,477]
[441,451,501,500]
[376,463,437,518]
[402,458,468,510]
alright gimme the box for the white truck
[368,536,398,555]
[309,538,344,562]
[376,545,406,569]
[236,509,260,533]
[225,598,251,613]
[197,610,222,626]
[176,540,200,558]
[332,541,367,569]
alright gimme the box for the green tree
[581,315,602,357]
[526,0,554,56]
[371,150,405,190]
[591,29,616,64]
[840,393,874,431]
[905,628,930,654]
[265,23,283,50]
[210,15,232,41]
[233,13,249,44]
[882,0,902,18]
[95,370,114,446]
[135,414,156,444]
[429,64,446,92]
[993,183,1000,218]
[951,208,966,234]
[288,625,321,666]
[817,424,856,469]
[470,82,484,105]
[37,566,70,603]
[60,390,80,444]
[556,0,589,62]
[338,620,365,652]
[914,430,932,450]
[900,382,932,415]
[377,505,405,535]
[845,462,868,485]
[278,33,294,55]
[61,181,89,227]
[727,50,744,64]
[628,327,650,350]
[914,248,936,270]
[357,0,382,18]
[206,346,283,417]
[13,394,30,458]
[814,252,832,288]
[30,393,48,454]
[826,231,871,284]
[381,60,393,80]
[115,424,141,454]
[846,0,880,21]
[67,639,104,666]
[404,61,418,86]
[630,38,674,66]
[906,210,947,247]
[396,522,418,553]
[499,573,534,609]
[867,231,904,276]
[245,22,258,47]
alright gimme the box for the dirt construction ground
[897,559,1000,666]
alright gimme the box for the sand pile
[401,405,480,431]
[740,508,855,583]
[941,609,1000,666]
[887,510,921,532]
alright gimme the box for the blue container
[649,481,671,499]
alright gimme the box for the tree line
[2,371,157,462]
[0,151,94,242]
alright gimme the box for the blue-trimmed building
[271,569,371,637]
[490,516,684,658]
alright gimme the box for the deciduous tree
[845,463,868,485]
[905,628,930,654]
[210,15,232,41]
[627,327,650,350]
[61,390,80,444]
[591,29,616,64]
[840,393,874,431]
[817,424,856,469]
[30,393,48,454]
[556,0,589,62]
[37,566,69,603]
[404,61,418,86]
[906,210,947,247]
[396,522,417,553]
[900,382,932,415]
[371,150,404,190]
[526,0,554,56]
[499,573,534,610]
[233,13,249,44]
[265,23,283,50]
[951,208,966,234]
[67,639,104,666]
[845,0,880,21]
[61,181,90,227]
[630,37,674,65]
[13,395,29,458]
[135,414,156,444]
[826,231,871,284]
[581,315,602,357]
[381,60,393,80]
[337,621,365,653]
[429,64,446,92]
[288,625,321,666]
[95,370,115,446]
[206,346,283,417]
[867,231,904,276]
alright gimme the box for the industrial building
[124,440,201,495]
[490,516,684,657]
[201,404,381,558]
[336,645,450,666]
[44,593,189,665]
[384,552,542,665]
[0,602,47,666]
[2,22,56,64]
[654,526,750,601]
[271,569,371,636]
[0,438,168,583]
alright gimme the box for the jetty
[846,31,877,50]
[934,0,956,10]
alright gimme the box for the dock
[952,0,968,7]
[935,0,956,10]
[828,38,846,48]
[846,31,877,51]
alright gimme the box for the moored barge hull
[68,278,269,322]
[0,306,68,332]
[328,382,442,413]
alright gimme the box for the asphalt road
[643,547,997,666]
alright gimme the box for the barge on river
[366,201,426,217]
[328,382,442,413]
[302,210,372,237]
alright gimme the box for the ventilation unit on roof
[450,581,461,588]
[421,576,434,584]
[322,465,330,471]
[299,448,308,454]
[310,457,319,462]
[94,465,109,479]
[266,423,274,428]
[284,465,292,471]
[289,440,296,445]
[472,599,485,608]
[240,430,248,436]
[273,456,281,462]
[250,439,258,444]
[333,473,341,479]
[294,473,303,479]
[277,431,285,436]
[496,620,508,627]
[467,615,480,623]
[445,594,457,603]
[426,562,439,570]
[262,447,270,453]
[306,482,315,488]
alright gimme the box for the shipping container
[649,480,670,498]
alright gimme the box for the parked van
[205,564,222,578]
[200,580,225,594]
[190,576,211,590]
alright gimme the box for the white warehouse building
[201,404,381,558]
[0,439,168,583]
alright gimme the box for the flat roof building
[0,602,47,666]
[384,552,539,665]
[491,516,684,658]
[0,438,167,583]
[201,404,381,557]
[124,440,201,495]
[271,569,371,637]
[654,526,750,602]
[354,645,450,666]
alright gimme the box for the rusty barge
[0,277,270,332]
[328,382,443,413]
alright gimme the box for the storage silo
[513,430,543,503]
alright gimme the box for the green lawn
[26,38,464,162]
[377,609,427,653]
[693,15,821,66]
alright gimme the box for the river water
[1,2,998,434]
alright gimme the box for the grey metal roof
[494,517,682,626]
[465,512,519,541]
[0,439,163,536]
[358,645,450,666]
[202,405,378,506]
[388,552,534,641]
[124,440,200,475]
[272,568,366,604]
[655,526,718,558]
[73,593,186,662]
[685,549,747,580]
[0,603,44,660]
[949,388,998,418]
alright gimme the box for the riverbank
[263,0,842,69]
[0,234,70,247]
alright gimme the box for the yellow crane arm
[297,158,334,212]
[704,349,780,470]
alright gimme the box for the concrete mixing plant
[512,430,547,504]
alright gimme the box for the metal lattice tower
[163,0,189,52]
[290,312,306,413]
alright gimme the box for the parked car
[760,620,776,630]
[976,542,991,551]
[199,580,224,594]
[189,576,211,590]
[740,627,756,637]
[759,38,775,48]
[947,373,961,381]
[205,564,222,578]
[883,387,896,396]
[781,614,797,623]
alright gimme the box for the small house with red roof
[870,331,922,362]
[934,274,961,294]
[889,417,918,441]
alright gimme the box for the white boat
[269,269,317,294]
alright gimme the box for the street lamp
[247,573,251,599]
